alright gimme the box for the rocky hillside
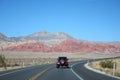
[20,31,74,45]
[0,31,120,53]
[2,40,120,53]
[0,31,74,46]
[0,33,12,42]
[52,40,120,53]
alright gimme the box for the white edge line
[84,63,120,79]
[71,62,84,80]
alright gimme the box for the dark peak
[0,33,7,38]
[0,32,13,42]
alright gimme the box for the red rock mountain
[3,40,120,53]
[0,31,120,53]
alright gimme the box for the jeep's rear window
[58,57,67,60]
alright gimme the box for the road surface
[0,60,119,80]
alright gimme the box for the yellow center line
[29,66,52,80]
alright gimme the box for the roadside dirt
[0,51,120,72]
[89,58,120,77]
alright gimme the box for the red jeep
[56,57,69,68]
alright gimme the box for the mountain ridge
[0,31,74,46]
[2,39,120,53]
[0,31,120,53]
[0,33,12,42]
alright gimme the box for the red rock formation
[2,40,120,53]
[4,42,50,52]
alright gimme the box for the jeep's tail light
[57,61,60,64]
[65,60,68,64]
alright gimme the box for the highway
[0,60,119,80]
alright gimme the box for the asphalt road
[0,60,119,80]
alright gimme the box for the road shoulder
[84,63,120,79]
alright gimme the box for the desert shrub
[99,60,114,69]
[0,55,7,69]
[13,64,19,66]
[116,72,120,77]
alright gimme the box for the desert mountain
[10,31,74,45]
[0,33,13,42]
[0,31,74,47]
[0,31,120,53]
[2,40,120,53]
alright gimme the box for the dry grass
[1,51,120,59]
[0,51,120,71]
[89,58,120,77]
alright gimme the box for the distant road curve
[0,59,120,80]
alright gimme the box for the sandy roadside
[0,51,120,71]
[89,58,120,77]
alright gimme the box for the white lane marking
[71,62,84,80]
[84,63,105,74]
[84,63,120,79]
[0,67,33,77]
